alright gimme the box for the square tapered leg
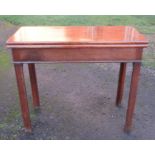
[28,64,40,108]
[124,62,141,132]
[14,64,32,132]
[116,63,127,106]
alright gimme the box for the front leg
[14,63,32,132]
[124,62,141,132]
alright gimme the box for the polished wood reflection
[7,26,148,46]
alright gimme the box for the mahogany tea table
[6,26,148,133]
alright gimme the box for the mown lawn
[0,15,155,34]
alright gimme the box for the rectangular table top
[7,26,148,48]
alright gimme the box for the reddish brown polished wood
[14,64,32,132]
[124,62,141,132]
[7,26,148,47]
[6,26,148,133]
[116,63,127,106]
[12,47,143,63]
[28,64,40,108]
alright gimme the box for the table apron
[12,47,143,63]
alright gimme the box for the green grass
[143,60,155,68]
[0,15,155,33]
[0,47,11,71]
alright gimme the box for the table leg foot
[14,64,32,131]
[124,125,132,134]
[116,63,127,106]
[124,62,141,132]
[28,64,40,108]
[24,128,32,133]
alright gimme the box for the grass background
[0,15,155,68]
[0,15,155,33]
